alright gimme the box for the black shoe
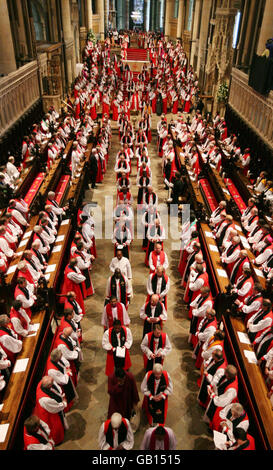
[92,185,98,189]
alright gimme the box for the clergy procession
[1,27,272,452]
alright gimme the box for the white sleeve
[57,343,79,361]
[47,368,69,385]
[255,248,272,265]
[236,281,252,297]
[10,318,29,337]
[158,334,172,357]
[15,294,35,309]
[39,396,66,414]
[67,271,86,283]
[98,423,110,450]
[126,260,132,279]
[102,329,112,351]
[120,419,134,450]
[192,300,213,318]
[160,304,168,321]
[13,209,28,226]
[124,327,133,349]
[122,304,130,325]
[189,278,204,292]
[147,275,154,296]
[26,442,54,451]
[248,316,272,333]
[160,277,170,297]
[213,388,237,408]
[0,335,22,353]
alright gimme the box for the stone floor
[57,113,214,451]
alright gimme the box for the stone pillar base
[42,94,61,114]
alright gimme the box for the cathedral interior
[0,0,273,453]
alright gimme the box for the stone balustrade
[0,61,41,138]
[229,67,273,149]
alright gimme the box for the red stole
[150,250,166,272]
[105,302,124,327]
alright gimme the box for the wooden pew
[4,216,39,301]
[0,308,53,450]
[172,131,273,448]
[14,160,39,201]
[64,125,99,213]
[173,136,207,218]
[44,219,72,313]
[199,223,273,449]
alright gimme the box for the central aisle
[58,116,214,450]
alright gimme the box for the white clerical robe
[109,256,132,279]
[140,426,177,450]
[98,418,134,450]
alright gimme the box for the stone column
[177,0,185,39]
[86,0,93,31]
[257,0,273,55]
[61,0,72,40]
[240,0,257,65]
[98,0,105,39]
[125,0,130,29]
[0,0,17,75]
[190,0,201,64]
[164,0,172,38]
[61,0,74,85]
[196,0,212,77]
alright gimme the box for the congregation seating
[171,114,273,449]
[0,88,100,449]
[1,24,273,451]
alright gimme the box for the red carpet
[199,178,218,212]
[24,172,44,206]
[126,48,147,61]
[55,175,70,204]
[224,178,246,213]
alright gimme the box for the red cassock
[195,335,222,370]
[70,251,94,298]
[142,370,170,425]
[33,380,65,446]
[17,269,35,287]
[74,99,80,119]
[152,95,157,113]
[143,331,167,370]
[90,102,97,120]
[236,276,254,304]
[111,101,119,121]
[209,376,239,431]
[0,328,18,364]
[184,99,191,113]
[23,425,53,450]
[162,97,168,114]
[102,98,110,117]
[53,332,78,387]
[9,307,29,340]
[190,293,214,348]
[105,326,132,376]
[178,237,199,277]
[59,316,82,344]
[44,354,75,413]
[149,250,167,274]
[105,302,125,328]
[60,265,86,315]
[14,285,33,319]
[172,99,179,114]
